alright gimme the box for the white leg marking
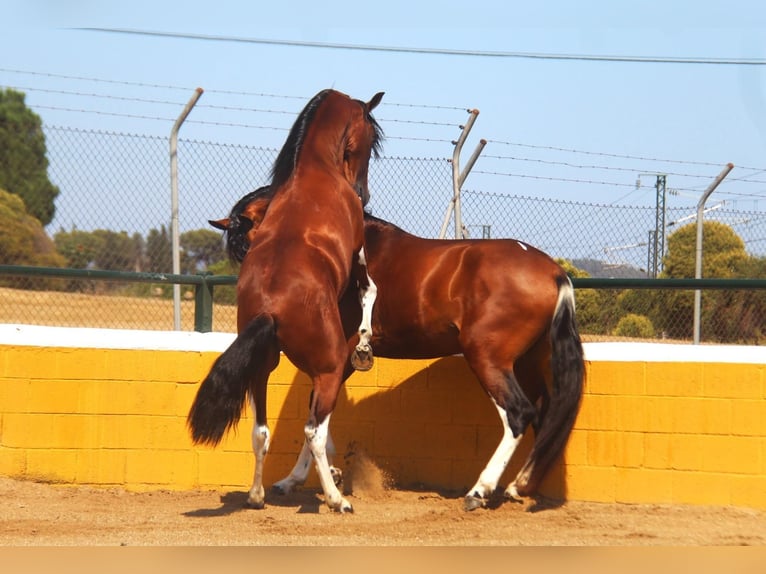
[356,247,377,351]
[247,421,271,508]
[466,402,522,501]
[273,430,342,494]
[272,440,313,495]
[306,415,352,512]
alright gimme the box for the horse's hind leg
[246,343,280,509]
[305,370,354,513]
[272,408,342,495]
[463,362,537,511]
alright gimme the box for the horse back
[356,219,565,358]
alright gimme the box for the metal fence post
[170,87,204,331]
[693,162,734,344]
[439,109,485,239]
[194,274,214,333]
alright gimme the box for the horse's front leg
[350,246,376,372]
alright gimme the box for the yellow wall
[1,341,764,510]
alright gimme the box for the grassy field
[2,285,642,343]
[0,286,238,332]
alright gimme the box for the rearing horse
[188,89,384,513]
[212,185,585,511]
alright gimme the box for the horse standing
[212,186,585,511]
[188,89,384,513]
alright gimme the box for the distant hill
[571,258,647,279]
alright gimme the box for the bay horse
[210,185,585,512]
[188,89,384,513]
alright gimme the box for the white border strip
[584,341,765,364]
[0,324,235,353]
[0,324,764,364]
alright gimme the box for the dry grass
[1,285,662,343]
[0,286,238,332]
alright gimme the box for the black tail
[187,314,277,446]
[515,275,584,496]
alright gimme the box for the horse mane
[269,89,384,191]
[269,89,332,191]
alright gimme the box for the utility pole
[637,174,667,278]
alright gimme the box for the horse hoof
[271,483,289,496]
[463,494,486,512]
[246,498,266,510]
[339,501,354,514]
[351,347,374,371]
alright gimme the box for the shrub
[612,313,656,339]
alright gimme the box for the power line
[487,139,766,172]
[76,28,766,66]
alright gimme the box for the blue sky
[4,0,766,219]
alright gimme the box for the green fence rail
[1,265,765,334]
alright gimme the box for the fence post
[693,162,734,344]
[439,109,485,239]
[170,87,204,331]
[194,275,214,333]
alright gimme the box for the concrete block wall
[1,325,764,510]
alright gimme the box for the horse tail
[187,314,277,446]
[515,274,584,496]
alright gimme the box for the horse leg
[305,370,353,512]
[272,361,355,496]
[246,342,280,509]
[462,362,538,511]
[247,407,271,508]
[271,413,343,497]
[350,246,376,372]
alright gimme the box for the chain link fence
[1,125,764,343]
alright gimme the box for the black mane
[269,89,384,191]
[269,89,332,192]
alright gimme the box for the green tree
[0,188,65,288]
[653,221,762,342]
[146,225,172,273]
[556,258,622,336]
[54,228,103,269]
[181,228,225,273]
[662,220,747,278]
[0,88,60,225]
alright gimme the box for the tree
[0,188,65,288]
[180,228,225,273]
[0,88,60,225]
[651,221,764,342]
[662,220,747,279]
[145,226,172,273]
[556,258,622,336]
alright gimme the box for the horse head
[208,185,274,263]
[341,91,385,206]
[269,89,384,207]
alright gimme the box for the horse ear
[367,92,384,111]
[208,218,229,230]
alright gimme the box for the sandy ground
[2,465,765,547]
